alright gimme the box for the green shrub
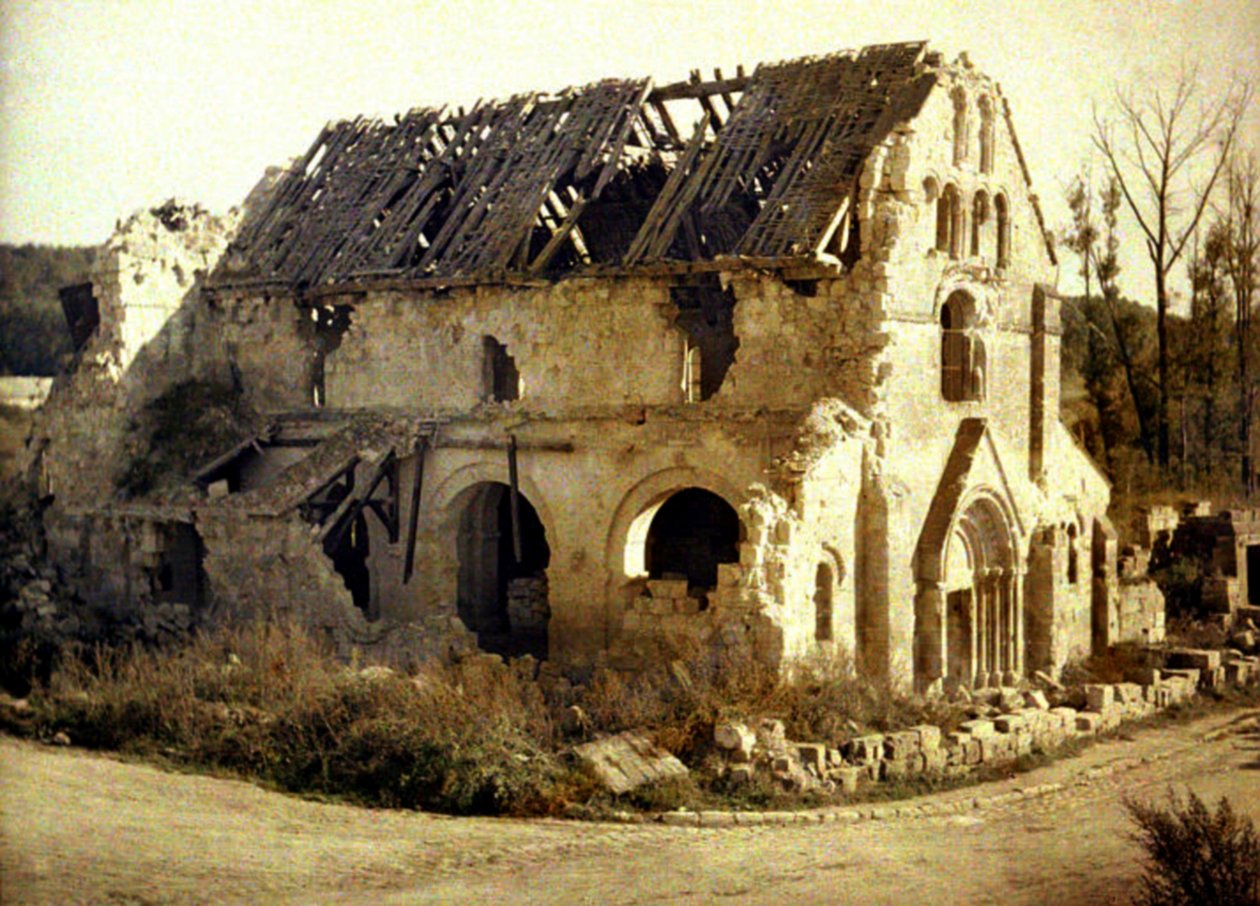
[1125,790,1260,906]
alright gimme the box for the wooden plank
[528,196,588,274]
[321,452,394,549]
[650,75,750,103]
[402,439,427,585]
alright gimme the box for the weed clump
[1125,789,1260,906]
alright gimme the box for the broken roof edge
[205,252,851,300]
[209,41,934,292]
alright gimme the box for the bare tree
[1063,173,1157,465]
[1092,69,1252,469]
[1221,153,1258,494]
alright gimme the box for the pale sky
[2,0,1258,304]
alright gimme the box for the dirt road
[3,711,1258,905]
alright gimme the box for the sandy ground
[2,710,1258,905]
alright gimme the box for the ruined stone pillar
[1012,566,1026,678]
[914,581,947,694]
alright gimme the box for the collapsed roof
[212,41,938,291]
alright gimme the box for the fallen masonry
[702,650,1260,798]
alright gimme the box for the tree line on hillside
[0,244,94,376]
[1061,68,1257,499]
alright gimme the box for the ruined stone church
[35,42,1139,691]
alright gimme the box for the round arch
[605,467,744,581]
[932,279,991,327]
[430,462,557,661]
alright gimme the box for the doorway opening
[456,482,550,659]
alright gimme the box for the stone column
[914,581,947,694]
[1012,566,1026,678]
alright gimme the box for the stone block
[573,730,688,795]
[714,722,755,757]
[883,730,921,760]
[1114,683,1144,705]
[1024,689,1051,710]
[1099,704,1123,731]
[1075,712,1101,734]
[964,740,983,765]
[845,734,884,764]
[1223,661,1248,685]
[997,687,1024,712]
[880,758,909,781]
[959,718,996,739]
[993,713,1026,734]
[1162,667,1201,688]
[832,766,861,795]
[922,747,948,774]
[979,735,1012,763]
[797,743,827,776]
[1084,684,1114,712]
[1166,648,1221,671]
[756,718,787,755]
[911,724,942,752]
[715,563,743,587]
[647,579,689,600]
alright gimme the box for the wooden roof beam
[649,74,749,103]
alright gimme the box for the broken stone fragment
[714,721,755,753]
[1083,684,1114,712]
[572,730,687,795]
[1033,670,1065,693]
[795,742,827,776]
[1023,689,1051,710]
[755,718,787,755]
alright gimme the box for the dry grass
[24,621,575,815]
[577,647,960,761]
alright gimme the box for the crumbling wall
[33,203,238,512]
[318,269,889,421]
[197,513,476,666]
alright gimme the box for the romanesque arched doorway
[455,481,550,659]
[942,496,1018,689]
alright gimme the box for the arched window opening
[1067,523,1079,584]
[979,96,995,174]
[940,291,984,402]
[994,194,1010,268]
[952,87,969,166]
[456,482,550,659]
[938,184,962,258]
[646,488,741,591]
[814,562,834,642]
[682,343,702,404]
[971,191,990,258]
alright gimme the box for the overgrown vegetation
[116,379,255,498]
[1125,790,1260,906]
[4,627,966,817]
[0,243,94,376]
[6,622,578,816]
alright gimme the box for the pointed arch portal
[914,420,1026,693]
